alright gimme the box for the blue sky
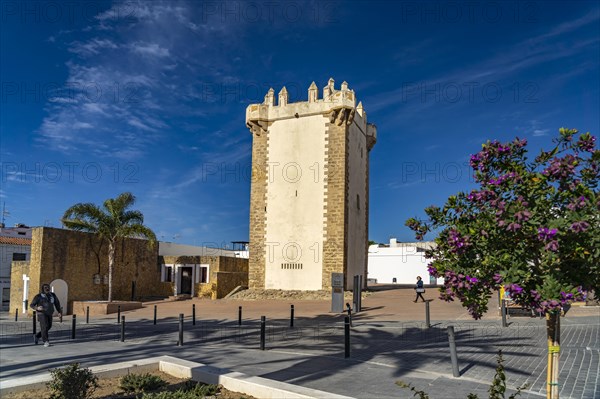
[1,0,599,247]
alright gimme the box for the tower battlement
[246,78,377,145]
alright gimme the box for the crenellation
[356,101,364,117]
[278,86,288,107]
[308,82,318,103]
[264,88,274,106]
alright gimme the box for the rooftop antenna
[1,202,9,228]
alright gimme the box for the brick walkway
[1,287,598,398]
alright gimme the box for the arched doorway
[50,279,68,315]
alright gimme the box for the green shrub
[395,381,429,399]
[119,372,167,393]
[47,363,98,399]
[140,381,222,399]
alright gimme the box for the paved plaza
[1,287,598,398]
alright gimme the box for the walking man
[30,283,62,347]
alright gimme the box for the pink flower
[545,240,559,252]
[570,221,590,233]
[538,227,557,240]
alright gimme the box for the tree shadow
[0,309,577,398]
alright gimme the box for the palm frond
[121,210,144,225]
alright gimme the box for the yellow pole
[546,311,560,399]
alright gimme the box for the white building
[0,224,33,310]
[158,241,249,258]
[367,238,443,285]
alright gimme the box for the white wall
[0,227,33,311]
[346,120,368,288]
[367,240,443,285]
[158,242,248,258]
[264,114,327,290]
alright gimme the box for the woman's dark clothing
[414,279,425,302]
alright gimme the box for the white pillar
[22,274,29,313]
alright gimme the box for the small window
[12,253,26,261]
[196,264,209,283]
[17,232,26,235]
[356,194,360,210]
[162,265,173,282]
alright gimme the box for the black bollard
[192,304,196,326]
[15,308,18,322]
[290,304,294,328]
[117,305,121,323]
[86,306,90,324]
[425,301,431,328]
[153,305,157,325]
[260,316,266,350]
[177,313,184,346]
[238,306,242,326]
[71,315,76,339]
[120,316,125,342]
[447,326,460,377]
[346,303,353,327]
[33,312,37,336]
[344,316,350,358]
[501,300,508,327]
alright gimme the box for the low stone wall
[72,301,143,316]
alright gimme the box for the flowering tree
[406,128,598,399]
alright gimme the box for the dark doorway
[180,267,193,295]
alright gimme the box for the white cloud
[37,1,247,159]
[130,42,170,58]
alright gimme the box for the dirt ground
[3,370,255,399]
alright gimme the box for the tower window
[357,194,360,210]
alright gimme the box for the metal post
[238,306,242,326]
[120,316,125,342]
[71,315,76,339]
[346,303,353,327]
[501,299,508,327]
[117,305,121,323]
[352,275,358,312]
[290,304,294,328]
[33,311,37,335]
[177,313,184,346]
[425,301,431,328]
[86,306,90,324]
[192,304,196,326]
[153,305,157,325]
[447,326,460,377]
[15,308,18,322]
[497,290,502,316]
[260,316,266,350]
[358,275,363,312]
[344,316,350,358]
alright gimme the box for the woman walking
[413,276,426,302]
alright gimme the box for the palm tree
[62,192,157,302]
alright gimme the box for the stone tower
[246,78,377,290]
